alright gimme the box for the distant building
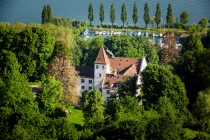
[76,46,147,103]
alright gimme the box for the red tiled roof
[110,57,141,75]
[94,46,110,64]
[103,74,128,89]
[76,66,94,78]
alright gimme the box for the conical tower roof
[94,46,110,64]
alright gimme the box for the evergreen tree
[99,3,104,26]
[166,3,173,28]
[143,3,150,28]
[88,3,94,26]
[132,2,138,26]
[42,5,47,24]
[155,2,161,29]
[180,10,189,24]
[46,4,52,22]
[110,3,115,27]
[121,3,127,28]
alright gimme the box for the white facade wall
[102,88,111,103]
[77,76,94,97]
[94,63,110,91]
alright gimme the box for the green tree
[155,2,161,29]
[198,18,209,31]
[149,16,155,28]
[110,3,115,27]
[132,2,138,26]
[142,64,188,113]
[88,3,94,26]
[193,88,210,132]
[46,4,52,22]
[166,3,173,28]
[42,5,47,24]
[83,90,104,128]
[180,10,189,24]
[99,3,104,26]
[146,97,183,140]
[143,3,150,28]
[0,50,40,138]
[40,76,63,116]
[121,3,127,28]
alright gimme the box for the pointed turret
[94,46,110,64]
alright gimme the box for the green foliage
[121,3,127,28]
[104,35,159,64]
[110,3,115,26]
[40,76,63,116]
[146,97,183,140]
[99,3,104,26]
[83,90,104,128]
[198,17,209,31]
[132,2,138,26]
[88,3,94,26]
[180,10,189,24]
[193,88,210,132]
[51,17,72,28]
[166,3,173,27]
[142,64,188,113]
[144,3,150,28]
[117,76,137,98]
[155,2,161,29]
[42,5,47,24]
[185,28,203,53]
[46,4,53,23]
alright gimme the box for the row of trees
[88,2,190,29]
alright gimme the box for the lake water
[0,0,209,27]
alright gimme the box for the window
[100,88,102,92]
[96,65,98,69]
[81,79,85,83]
[89,87,92,90]
[107,90,110,94]
[99,73,101,77]
[102,66,105,69]
[81,86,85,90]
[89,80,92,84]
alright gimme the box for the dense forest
[0,4,210,139]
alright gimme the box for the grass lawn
[67,106,84,126]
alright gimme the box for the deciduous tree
[99,3,104,26]
[142,64,188,113]
[88,3,94,26]
[132,2,138,26]
[110,3,115,27]
[155,2,161,29]
[180,10,189,24]
[143,3,150,28]
[166,3,173,28]
[121,3,127,28]
[83,90,104,128]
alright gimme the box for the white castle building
[76,46,147,102]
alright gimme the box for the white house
[76,46,147,102]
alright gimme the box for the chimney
[114,69,117,76]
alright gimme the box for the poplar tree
[155,2,161,29]
[166,3,173,28]
[144,3,150,28]
[99,3,104,26]
[42,5,47,24]
[88,3,94,26]
[121,3,127,28]
[132,2,138,26]
[46,4,52,22]
[110,3,115,27]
